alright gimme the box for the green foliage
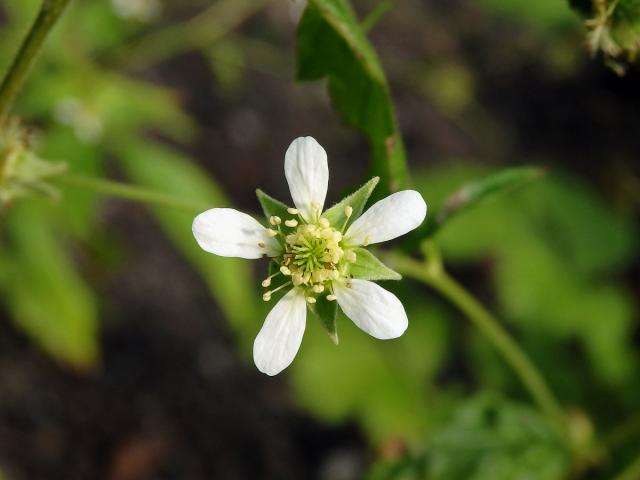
[0,202,99,369]
[296,0,407,193]
[348,247,401,281]
[479,0,576,27]
[368,393,570,480]
[434,166,545,232]
[414,165,638,396]
[322,176,379,228]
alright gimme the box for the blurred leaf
[116,141,260,342]
[425,394,569,480]
[435,166,545,230]
[348,247,401,281]
[1,202,99,369]
[368,393,570,480]
[256,188,290,222]
[413,164,639,392]
[309,294,339,344]
[479,0,576,27]
[297,0,407,193]
[323,176,379,228]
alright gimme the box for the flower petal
[284,136,328,221]
[253,288,307,376]
[192,208,280,259]
[333,279,408,339]
[344,190,427,246]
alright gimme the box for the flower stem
[0,0,71,124]
[388,250,568,433]
[57,172,210,213]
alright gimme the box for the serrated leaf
[348,247,401,281]
[436,166,544,227]
[297,0,407,193]
[322,176,379,228]
[256,188,291,222]
[310,294,339,344]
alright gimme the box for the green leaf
[322,176,379,228]
[435,166,544,228]
[367,393,570,480]
[1,203,99,370]
[256,188,290,222]
[310,294,339,344]
[297,0,407,193]
[115,141,260,343]
[426,393,570,480]
[348,247,401,281]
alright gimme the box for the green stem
[362,0,394,33]
[57,172,209,213]
[388,251,567,432]
[612,454,640,480]
[111,0,271,70]
[0,0,71,124]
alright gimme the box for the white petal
[333,279,408,339]
[253,288,307,376]
[344,190,427,246]
[192,208,280,259]
[284,136,328,221]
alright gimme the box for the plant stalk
[57,172,209,213]
[0,0,71,124]
[388,251,568,433]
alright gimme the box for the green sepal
[309,295,339,345]
[347,247,401,281]
[256,188,290,222]
[322,176,379,229]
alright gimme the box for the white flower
[193,136,427,376]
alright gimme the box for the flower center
[261,207,357,303]
[285,222,344,285]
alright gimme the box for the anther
[326,294,337,301]
[262,278,271,287]
[305,296,316,304]
[285,219,298,227]
[262,292,272,301]
[280,266,291,276]
[265,228,278,237]
[319,218,330,228]
[345,205,353,218]
[312,284,324,293]
[287,207,298,215]
[269,216,282,225]
[311,202,322,211]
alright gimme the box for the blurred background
[0,0,639,479]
